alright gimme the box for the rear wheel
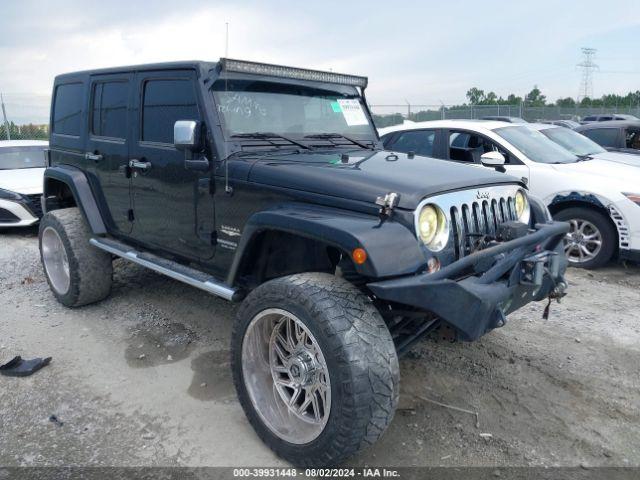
[231,273,399,467]
[39,208,113,307]
[554,207,616,269]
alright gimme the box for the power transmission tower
[577,47,598,102]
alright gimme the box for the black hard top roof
[54,60,218,81]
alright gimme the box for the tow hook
[543,280,567,320]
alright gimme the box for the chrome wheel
[41,226,70,294]
[564,219,603,264]
[242,308,331,444]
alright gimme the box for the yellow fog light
[515,190,530,224]
[417,204,448,251]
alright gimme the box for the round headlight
[515,190,530,224]
[417,204,448,251]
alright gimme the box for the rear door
[86,73,133,234]
[129,70,215,260]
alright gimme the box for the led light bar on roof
[220,58,368,88]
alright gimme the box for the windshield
[541,127,606,156]
[211,78,376,141]
[0,146,46,170]
[494,126,579,164]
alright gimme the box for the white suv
[379,120,640,268]
[0,140,48,227]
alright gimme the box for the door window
[449,130,506,163]
[388,130,436,157]
[53,83,83,136]
[91,81,129,139]
[626,129,640,150]
[582,128,619,148]
[141,79,199,144]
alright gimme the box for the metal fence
[2,93,640,139]
[0,93,51,141]
[369,104,640,128]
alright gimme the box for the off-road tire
[231,272,399,467]
[554,206,616,269]
[39,207,112,307]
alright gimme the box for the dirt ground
[1,226,639,468]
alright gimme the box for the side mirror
[174,120,201,151]
[480,151,506,167]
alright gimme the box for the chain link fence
[370,103,640,128]
[2,93,640,139]
[0,93,51,141]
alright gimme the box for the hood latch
[375,192,400,220]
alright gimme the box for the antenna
[577,47,598,102]
[1,93,11,140]
[225,22,229,58]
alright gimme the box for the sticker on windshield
[330,101,342,113]
[337,99,368,126]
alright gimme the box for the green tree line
[0,122,49,140]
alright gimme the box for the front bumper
[0,197,40,227]
[368,221,569,341]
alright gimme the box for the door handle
[85,152,103,162]
[129,159,152,171]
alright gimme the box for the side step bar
[90,237,238,301]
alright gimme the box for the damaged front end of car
[368,185,569,350]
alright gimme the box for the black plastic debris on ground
[0,355,52,377]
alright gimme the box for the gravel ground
[1,226,639,468]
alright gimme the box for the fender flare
[226,203,426,285]
[43,165,107,235]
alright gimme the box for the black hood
[246,150,521,210]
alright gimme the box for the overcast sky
[1,0,639,121]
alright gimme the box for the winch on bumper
[367,221,569,341]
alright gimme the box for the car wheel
[39,207,113,307]
[231,272,399,467]
[553,207,616,269]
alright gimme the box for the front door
[85,73,133,234]
[129,70,215,260]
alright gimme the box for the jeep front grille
[415,185,523,260]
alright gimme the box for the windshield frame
[0,146,47,170]
[493,125,580,164]
[210,73,379,147]
[540,126,606,157]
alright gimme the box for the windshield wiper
[576,154,593,162]
[304,133,374,150]
[230,132,312,150]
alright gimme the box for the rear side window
[53,83,83,136]
[389,130,436,157]
[142,79,199,144]
[626,129,640,149]
[583,116,597,121]
[582,128,619,148]
[91,81,129,139]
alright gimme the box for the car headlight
[515,190,530,224]
[0,188,22,201]
[417,204,449,251]
[623,193,640,206]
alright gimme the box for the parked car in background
[576,120,640,155]
[580,114,639,123]
[379,120,640,268]
[0,140,47,227]
[534,123,639,167]
[540,119,580,129]
[480,116,527,123]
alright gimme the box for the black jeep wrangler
[40,59,568,466]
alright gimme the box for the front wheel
[554,207,617,269]
[231,273,399,467]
